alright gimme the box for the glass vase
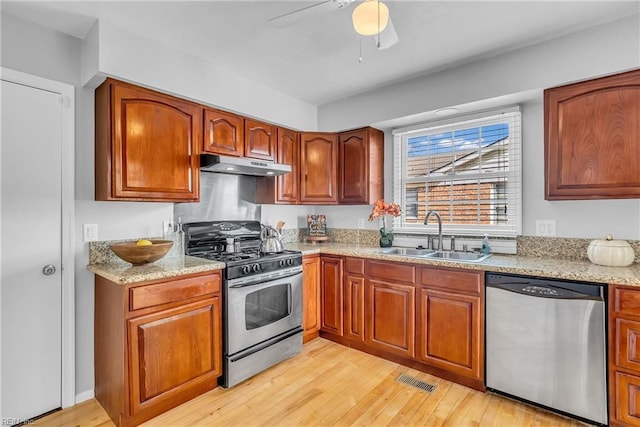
[379,227,393,247]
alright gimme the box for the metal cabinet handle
[42,264,57,276]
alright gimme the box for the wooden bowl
[109,239,173,265]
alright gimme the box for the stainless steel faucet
[424,210,443,250]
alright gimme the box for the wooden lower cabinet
[302,255,321,343]
[417,288,482,380]
[366,279,415,358]
[95,271,222,427]
[319,257,485,391]
[320,255,344,335]
[610,284,640,426]
[344,274,365,342]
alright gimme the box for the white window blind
[393,107,522,237]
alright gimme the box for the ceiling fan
[267,0,399,50]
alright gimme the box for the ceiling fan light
[352,0,389,36]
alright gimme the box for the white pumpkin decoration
[587,234,635,267]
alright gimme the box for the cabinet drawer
[615,371,640,426]
[130,273,221,311]
[345,257,365,275]
[419,267,482,294]
[616,318,640,373]
[614,287,640,318]
[367,260,416,284]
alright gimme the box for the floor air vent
[396,373,437,393]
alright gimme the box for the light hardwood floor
[37,338,588,426]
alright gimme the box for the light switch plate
[357,218,365,229]
[83,223,98,242]
[535,220,556,237]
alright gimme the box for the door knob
[42,264,57,276]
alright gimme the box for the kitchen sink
[376,247,491,263]
[425,251,491,262]
[376,247,435,256]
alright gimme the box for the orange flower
[368,199,402,222]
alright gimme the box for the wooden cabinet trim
[302,255,321,341]
[129,273,221,312]
[344,274,366,342]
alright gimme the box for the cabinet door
[202,108,244,157]
[366,279,415,358]
[95,79,200,202]
[545,69,640,200]
[276,127,299,203]
[302,255,321,342]
[344,274,365,342]
[338,128,383,205]
[614,372,640,426]
[320,256,344,335]
[245,119,276,161]
[418,287,482,380]
[300,133,338,204]
[127,297,221,415]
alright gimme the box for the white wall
[0,11,318,399]
[317,14,640,240]
[83,20,318,131]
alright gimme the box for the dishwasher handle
[487,281,603,300]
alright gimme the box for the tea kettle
[260,225,284,254]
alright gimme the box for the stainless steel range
[183,220,303,388]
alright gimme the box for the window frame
[392,106,522,238]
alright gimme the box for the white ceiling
[3,0,638,106]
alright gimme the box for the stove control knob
[286,258,294,266]
[242,265,251,275]
[279,260,286,267]
[252,264,260,273]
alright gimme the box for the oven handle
[228,266,303,288]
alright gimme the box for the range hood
[200,154,291,177]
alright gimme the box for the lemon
[136,239,153,246]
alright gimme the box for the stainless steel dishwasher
[485,273,607,425]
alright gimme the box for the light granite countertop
[88,256,224,285]
[286,242,640,286]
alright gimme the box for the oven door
[226,266,302,356]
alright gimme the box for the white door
[1,79,63,421]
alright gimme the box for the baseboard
[75,389,95,404]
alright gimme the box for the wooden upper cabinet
[544,69,640,200]
[300,132,338,204]
[95,78,200,202]
[202,108,244,157]
[256,127,299,204]
[338,127,384,204]
[245,119,276,161]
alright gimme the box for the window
[393,107,521,237]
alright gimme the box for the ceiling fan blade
[374,16,399,50]
[268,0,354,29]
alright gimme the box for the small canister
[234,240,242,253]
[226,237,235,253]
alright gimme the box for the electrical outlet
[83,223,99,242]
[357,218,365,229]
[535,220,556,237]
